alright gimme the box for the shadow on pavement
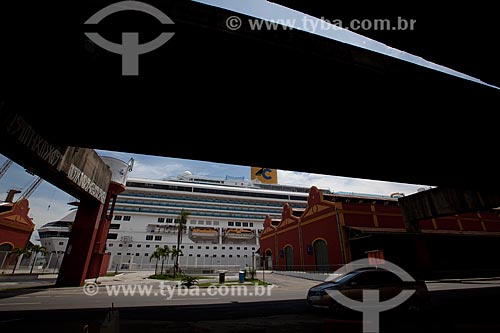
[2,287,500,332]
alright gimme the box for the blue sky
[194,0,497,89]
[1,150,430,243]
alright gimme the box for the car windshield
[329,271,358,284]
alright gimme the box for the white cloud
[96,150,249,180]
[131,159,187,179]
[278,170,430,196]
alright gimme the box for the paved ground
[2,271,500,332]
[0,271,322,332]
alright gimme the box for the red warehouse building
[0,197,36,269]
[259,186,500,279]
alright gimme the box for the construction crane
[0,159,44,202]
[0,159,13,181]
[19,176,43,200]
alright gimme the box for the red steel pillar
[55,199,104,287]
[86,182,125,279]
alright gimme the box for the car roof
[351,267,387,273]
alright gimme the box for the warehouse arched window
[313,239,329,272]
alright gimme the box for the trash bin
[238,271,245,283]
[219,272,225,283]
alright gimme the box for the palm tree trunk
[161,258,165,275]
[175,232,181,277]
[155,260,159,275]
[30,251,38,274]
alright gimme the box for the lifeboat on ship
[224,228,255,240]
[190,227,218,239]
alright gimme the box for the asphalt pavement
[0,270,322,332]
[2,271,500,333]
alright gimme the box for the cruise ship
[38,171,331,272]
[37,209,76,269]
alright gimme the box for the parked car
[306,267,430,316]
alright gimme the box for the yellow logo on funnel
[251,167,277,184]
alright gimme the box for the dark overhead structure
[267,0,500,89]
[1,0,500,232]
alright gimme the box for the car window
[351,270,401,286]
[331,271,357,284]
[372,271,402,285]
[350,271,377,286]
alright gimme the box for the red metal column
[55,199,104,287]
[85,193,113,279]
[87,182,125,279]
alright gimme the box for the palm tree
[170,248,183,278]
[150,248,162,275]
[28,244,47,274]
[174,209,190,277]
[10,247,29,274]
[159,245,171,275]
[180,273,198,288]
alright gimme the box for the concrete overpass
[270,0,500,89]
[1,0,500,255]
